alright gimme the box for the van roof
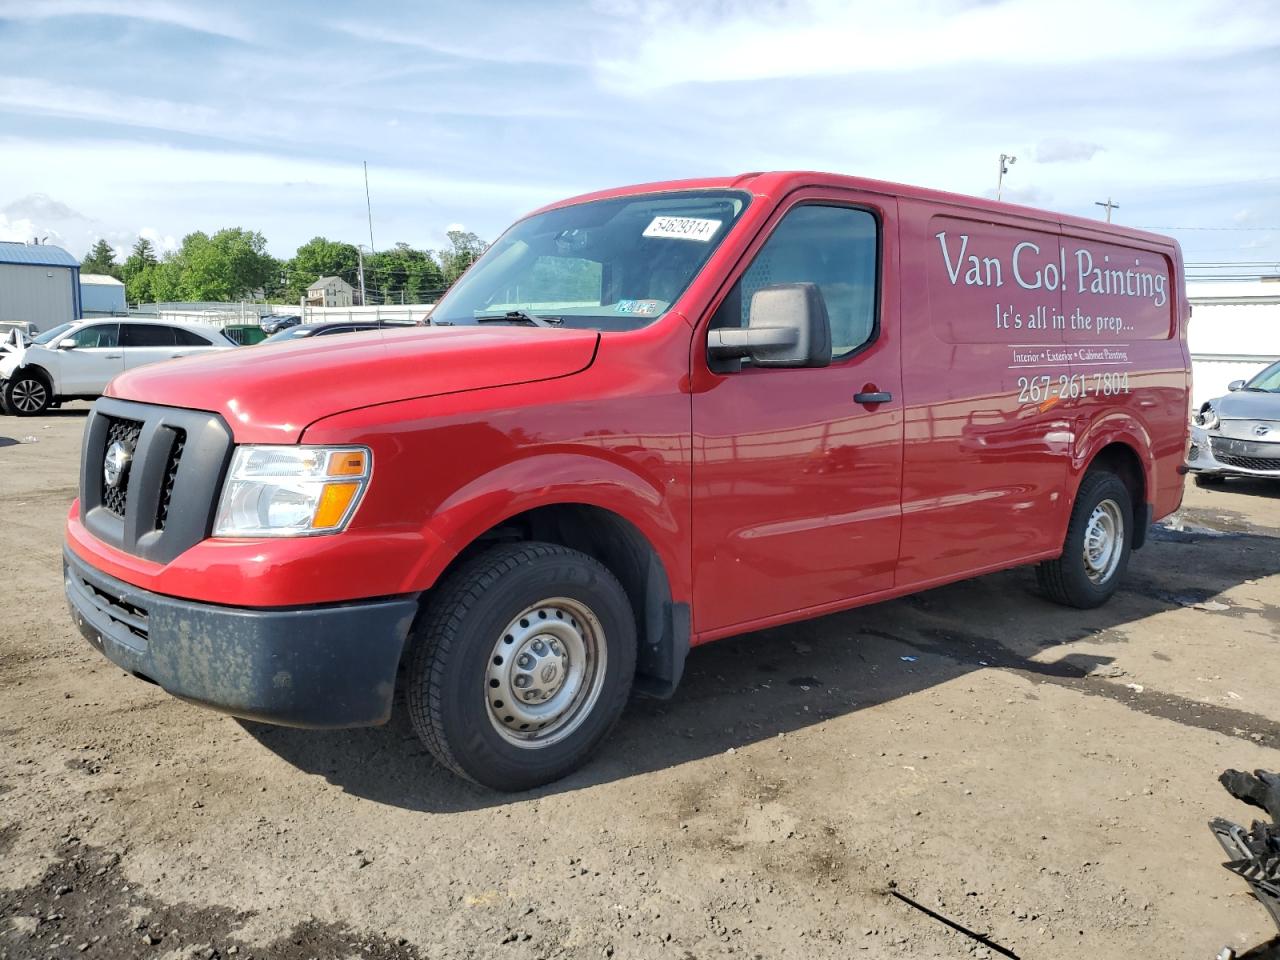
[530,171,1176,249]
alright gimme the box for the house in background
[1188,279,1280,406]
[80,273,127,316]
[0,240,81,333]
[306,276,355,308]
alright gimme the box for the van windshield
[430,190,751,331]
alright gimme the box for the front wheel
[405,542,636,791]
[3,373,52,416]
[1036,471,1133,609]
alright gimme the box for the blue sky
[0,0,1277,279]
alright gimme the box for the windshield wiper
[473,310,562,328]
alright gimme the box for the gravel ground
[2,404,1279,960]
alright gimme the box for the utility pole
[1094,197,1120,223]
[363,161,376,254]
[356,244,369,306]
[997,153,1016,202]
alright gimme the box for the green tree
[283,237,360,302]
[81,239,122,279]
[173,228,277,301]
[121,237,159,302]
[367,242,445,304]
[438,230,488,286]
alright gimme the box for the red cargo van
[64,172,1191,790]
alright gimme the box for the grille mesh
[102,417,142,517]
[1211,437,1280,473]
[155,430,186,530]
[1215,452,1280,472]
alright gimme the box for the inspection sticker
[643,216,722,242]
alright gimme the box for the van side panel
[1059,226,1189,522]
[895,203,1073,586]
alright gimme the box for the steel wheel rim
[485,597,607,749]
[11,379,46,413]
[1082,498,1125,585]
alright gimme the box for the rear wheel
[405,542,636,791]
[1037,471,1133,609]
[3,373,51,416]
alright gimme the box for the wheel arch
[1078,438,1151,549]
[413,495,690,699]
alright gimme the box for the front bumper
[1187,424,1280,479]
[64,546,419,728]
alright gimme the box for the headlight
[1195,405,1220,430]
[213,445,371,537]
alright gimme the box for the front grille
[102,417,142,517]
[1216,452,1280,472]
[80,398,233,564]
[1211,436,1280,472]
[155,429,186,530]
[1188,442,1200,462]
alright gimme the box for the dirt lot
[3,404,1279,960]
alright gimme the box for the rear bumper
[64,546,419,728]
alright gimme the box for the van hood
[106,325,600,442]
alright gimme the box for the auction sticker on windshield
[643,216,722,242]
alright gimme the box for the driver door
[56,323,122,394]
[690,192,904,637]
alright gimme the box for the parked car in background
[1188,360,1280,485]
[262,321,415,344]
[0,318,235,415]
[260,314,301,335]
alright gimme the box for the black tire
[1194,473,1226,488]
[405,542,636,791]
[3,372,52,416]
[1036,471,1134,609]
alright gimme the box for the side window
[120,324,176,347]
[722,205,879,358]
[172,327,212,346]
[68,324,119,348]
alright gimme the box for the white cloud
[1033,138,1103,164]
[138,227,179,254]
[591,0,1280,92]
[0,0,253,41]
[2,193,88,221]
[0,77,302,145]
[0,212,66,247]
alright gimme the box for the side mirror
[707,282,832,368]
[57,338,77,350]
[1228,379,1246,392]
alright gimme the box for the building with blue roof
[0,240,82,333]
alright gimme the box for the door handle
[854,390,892,405]
[104,353,122,359]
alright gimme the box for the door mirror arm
[706,282,832,371]
[707,326,799,358]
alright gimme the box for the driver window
[718,205,878,358]
[68,324,119,348]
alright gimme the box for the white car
[0,318,236,416]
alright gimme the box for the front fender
[405,450,687,599]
